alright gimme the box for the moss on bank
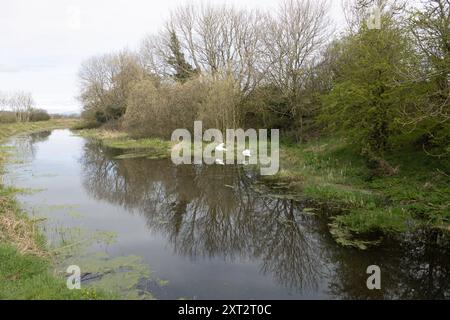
[0,119,112,299]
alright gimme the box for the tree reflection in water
[81,141,328,292]
[80,140,450,298]
[328,230,450,299]
[8,131,51,161]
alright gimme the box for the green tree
[321,16,417,164]
[167,30,197,82]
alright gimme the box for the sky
[0,0,345,114]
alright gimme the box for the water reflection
[81,141,328,291]
[11,131,51,160]
[80,139,450,299]
[5,130,450,299]
[328,230,450,299]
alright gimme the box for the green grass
[0,244,113,299]
[0,119,79,140]
[0,119,113,299]
[266,137,450,249]
[76,129,173,160]
[106,137,171,152]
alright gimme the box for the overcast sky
[0,0,345,114]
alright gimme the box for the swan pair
[214,143,251,165]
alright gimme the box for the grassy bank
[0,119,78,141]
[77,129,173,160]
[77,128,450,249]
[267,137,450,249]
[0,119,111,299]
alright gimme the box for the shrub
[0,111,17,124]
[123,77,208,138]
[29,109,50,122]
[197,76,241,131]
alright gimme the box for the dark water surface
[4,129,450,299]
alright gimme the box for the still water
[3,129,450,299]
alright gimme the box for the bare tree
[140,32,174,78]
[0,91,7,111]
[410,0,449,102]
[262,0,332,140]
[9,91,34,122]
[78,50,146,123]
[397,0,450,136]
[141,4,265,94]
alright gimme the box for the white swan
[215,143,227,152]
[242,149,251,157]
[215,158,225,165]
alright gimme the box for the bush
[241,85,291,130]
[123,79,165,138]
[123,75,246,139]
[29,109,50,122]
[0,111,17,124]
[123,78,207,138]
[71,120,101,130]
[197,76,241,131]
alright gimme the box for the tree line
[78,0,449,170]
[0,91,50,123]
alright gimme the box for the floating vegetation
[157,279,169,287]
[251,181,304,202]
[328,220,381,250]
[113,152,149,160]
[302,208,316,215]
[16,187,47,195]
[146,153,169,160]
[58,252,154,300]
[48,225,154,299]
[27,203,81,222]
[112,151,169,160]
[44,204,80,212]
[48,226,117,253]
[66,210,84,219]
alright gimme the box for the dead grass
[76,128,127,140]
[0,197,46,257]
[0,119,78,257]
